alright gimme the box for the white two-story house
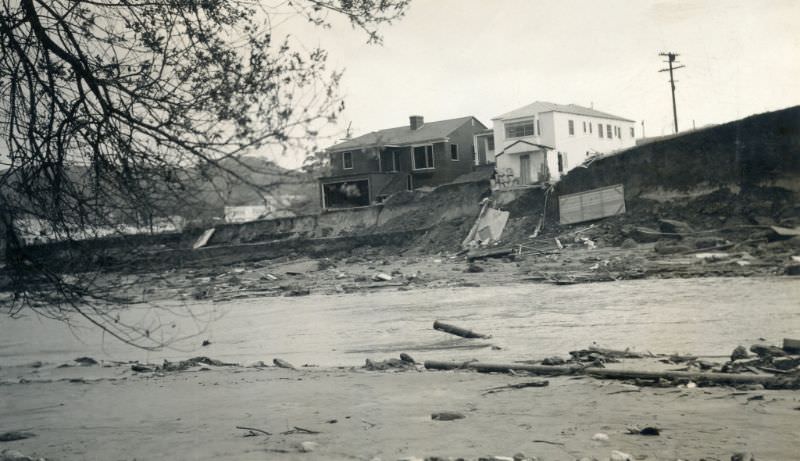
[483,101,636,187]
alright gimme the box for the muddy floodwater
[1,277,799,367]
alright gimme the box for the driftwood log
[433,321,490,339]
[425,360,580,375]
[424,360,800,389]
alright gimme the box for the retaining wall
[555,106,800,204]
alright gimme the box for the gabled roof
[328,116,485,151]
[495,101,634,123]
[495,139,553,158]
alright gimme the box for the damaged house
[319,115,487,208]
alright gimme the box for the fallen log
[432,321,490,339]
[425,360,581,375]
[424,360,800,389]
[466,247,514,261]
[585,368,800,389]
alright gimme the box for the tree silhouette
[0,0,410,348]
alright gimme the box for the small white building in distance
[481,101,636,187]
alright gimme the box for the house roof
[494,101,635,123]
[328,116,484,151]
[495,139,554,158]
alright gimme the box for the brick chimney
[409,115,424,130]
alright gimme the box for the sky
[268,0,800,168]
[2,1,798,170]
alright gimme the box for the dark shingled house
[319,115,487,208]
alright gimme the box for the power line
[658,52,685,134]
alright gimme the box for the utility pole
[659,52,685,134]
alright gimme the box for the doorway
[519,154,531,185]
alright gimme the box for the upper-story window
[589,122,592,134]
[342,151,353,169]
[413,145,435,170]
[450,144,459,161]
[568,120,575,136]
[630,127,635,138]
[505,120,535,138]
[487,136,495,150]
[598,123,603,138]
[582,121,587,133]
[536,120,541,135]
[606,124,612,138]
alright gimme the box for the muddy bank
[1,355,798,461]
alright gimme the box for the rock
[28,361,43,369]
[731,345,749,361]
[373,272,393,281]
[74,356,98,366]
[273,358,296,369]
[730,453,755,461]
[298,441,318,453]
[201,339,211,347]
[542,356,566,365]
[749,344,786,358]
[465,263,485,273]
[431,411,465,421]
[620,238,637,249]
[591,433,609,442]
[783,338,800,354]
[399,353,415,364]
[610,450,633,461]
[639,426,660,436]
[131,364,153,373]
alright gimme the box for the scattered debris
[610,450,633,461]
[372,272,392,282]
[281,426,320,435]
[399,353,416,364]
[74,357,98,366]
[0,432,35,442]
[591,433,609,442]
[297,441,318,453]
[236,426,271,437]
[482,380,549,395]
[783,338,800,354]
[364,357,416,371]
[731,345,749,361]
[625,426,660,436]
[131,364,153,373]
[433,320,490,339]
[192,228,215,250]
[160,357,236,372]
[431,411,465,421]
[201,339,211,347]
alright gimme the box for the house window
[487,136,495,150]
[630,127,635,138]
[557,152,564,173]
[582,121,587,133]
[598,123,603,138]
[536,119,541,135]
[413,145,435,169]
[505,120,534,138]
[450,144,459,161]
[342,151,353,169]
[589,123,592,134]
[568,120,574,136]
[606,124,612,138]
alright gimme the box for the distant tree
[0,0,410,348]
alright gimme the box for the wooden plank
[559,184,625,225]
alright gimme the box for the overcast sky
[270,0,800,168]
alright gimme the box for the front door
[519,155,531,185]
